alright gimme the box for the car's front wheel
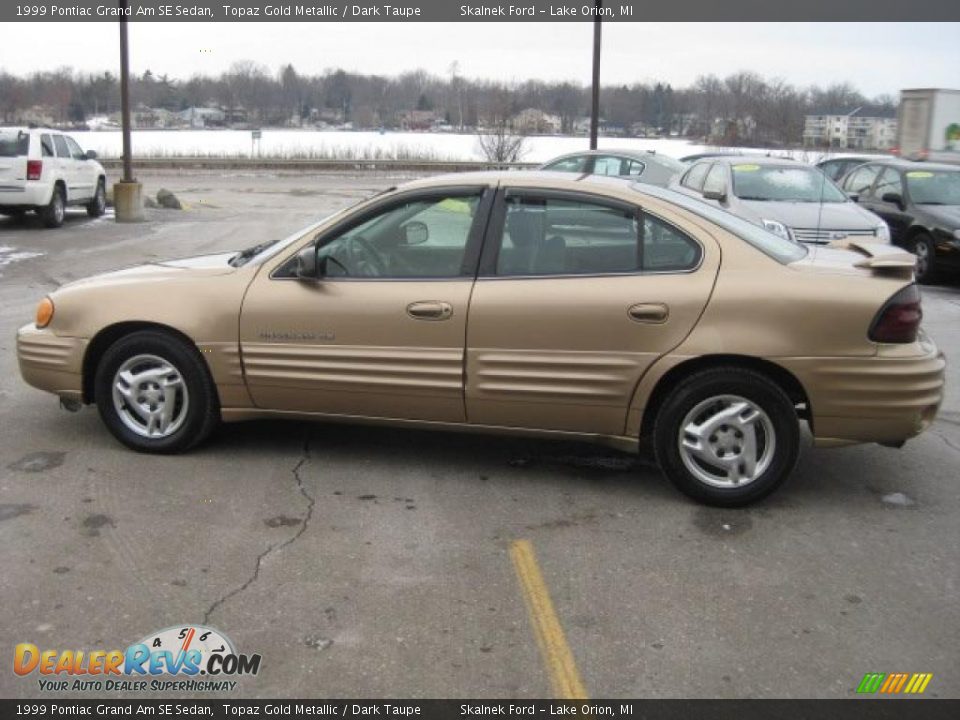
[87,179,106,218]
[94,330,219,453]
[653,367,800,506]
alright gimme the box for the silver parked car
[540,149,686,187]
[670,156,890,244]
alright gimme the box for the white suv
[0,127,107,228]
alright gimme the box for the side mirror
[84,150,97,160]
[846,192,860,203]
[403,221,429,245]
[702,188,726,202]
[881,192,904,209]
[295,245,318,280]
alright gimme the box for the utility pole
[589,1,602,150]
[114,0,144,221]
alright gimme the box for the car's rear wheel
[94,331,219,453]
[41,185,65,228]
[86,179,106,218]
[910,233,939,284]
[653,367,800,506]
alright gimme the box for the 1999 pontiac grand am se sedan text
[17,172,946,506]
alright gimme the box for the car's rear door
[239,185,494,422]
[464,188,720,436]
[51,134,76,200]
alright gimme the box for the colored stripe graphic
[858,672,933,694]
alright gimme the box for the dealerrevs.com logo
[14,625,261,693]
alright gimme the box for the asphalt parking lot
[1,171,958,699]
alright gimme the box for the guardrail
[98,157,539,173]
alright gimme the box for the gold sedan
[17,172,946,506]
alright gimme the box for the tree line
[0,62,896,145]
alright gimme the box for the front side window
[495,194,701,276]
[52,135,70,158]
[844,164,881,197]
[64,136,85,160]
[681,162,710,191]
[702,165,727,195]
[544,156,587,173]
[316,194,480,278]
[873,168,905,202]
[592,156,626,176]
[731,164,847,203]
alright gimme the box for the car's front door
[465,189,720,436]
[64,135,95,200]
[239,186,493,422]
[865,168,912,244]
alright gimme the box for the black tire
[86,178,106,218]
[41,185,65,228]
[653,367,800,507]
[94,330,219,453]
[910,233,939,284]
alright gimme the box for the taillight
[26,160,42,181]
[869,284,922,343]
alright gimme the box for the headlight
[35,297,54,328]
[875,224,891,243]
[761,218,791,240]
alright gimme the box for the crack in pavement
[203,436,315,625]
[931,430,960,456]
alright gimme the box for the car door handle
[406,301,453,321]
[628,303,669,323]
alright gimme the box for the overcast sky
[1,22,957,96]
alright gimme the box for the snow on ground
[69,129,866,164]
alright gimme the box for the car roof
[399,170,639,190]
[850,158,959,172]
[546,148,671,161]
[691,155,804,167]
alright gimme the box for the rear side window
[625,160,645,177]
[592,156,626,176]
[0,131,29,157]
[53,135,70,158]
[40,134,54,157]
[844,165,881,196]
[681,163,710,191]
[495,195,701,276]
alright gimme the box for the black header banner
[3,699,960,720]
[3,0,960,22]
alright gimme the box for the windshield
[0,130,28,157]
[631,182,808,264]
[731,164,847,203]
[905,170,960,205]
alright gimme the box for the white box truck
[897,88,960,163]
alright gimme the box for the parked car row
[541,148,960,283]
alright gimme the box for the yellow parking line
[509,539,588,700]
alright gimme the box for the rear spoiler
[827,238,916,278]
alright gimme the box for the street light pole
[114,0,144,221]
[118,0,133,183]
[589,1,602,150]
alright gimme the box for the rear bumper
[0,182,53,209]
[17,324,87,402]
[782,338,946,446]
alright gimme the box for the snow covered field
[69,129,846,164]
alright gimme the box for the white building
[803,106,898,150]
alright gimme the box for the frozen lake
[67,129,839,164]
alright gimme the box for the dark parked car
[840,160,960,282]
[540,149,686,187]
[816,156,874,182]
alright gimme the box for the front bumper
[781,337,946,446]
[17,324,87,402]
